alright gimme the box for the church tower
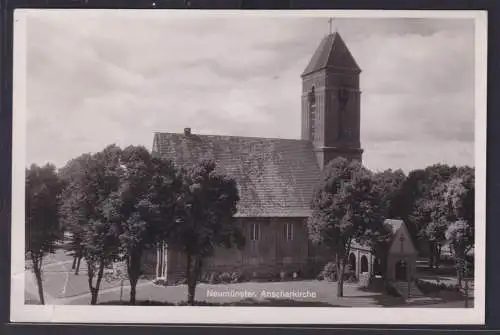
[301,32,363,169]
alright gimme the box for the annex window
[250,223,260,241]
[284,223,294,241]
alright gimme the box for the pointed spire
[302,32,360,77]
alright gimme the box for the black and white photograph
[11,9,486,324]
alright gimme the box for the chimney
[184,127,191,136]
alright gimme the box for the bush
[153,278,167,286]
[415,279,460,294]
[230,271,243,283]
[201,271,244,284]
[175,278,187,285]
[219,272,232,283]
[318,262,337,282]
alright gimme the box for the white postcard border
[10,9,487,325]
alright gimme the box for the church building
[143,32,418,286]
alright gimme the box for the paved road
[24,249,127,304]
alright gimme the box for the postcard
[11,9,486,324]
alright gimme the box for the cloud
[22,12,476,173]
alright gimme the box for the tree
[372,169,406,219]
[59,145,123,305]
[104,146,183,305]
[401,164,458,267]
[111,146,154,305]
[307,157,383,297]
[26,163,63,304]
[168,160,243,305]
[442,168,475,286]
[83,145,124,305]
[59,153,93,275]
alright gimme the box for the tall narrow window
[338,87,349,140]
[250,223,260,241]
[308,86,316,140]
[284,223,294,241]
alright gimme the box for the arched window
[349,253,356,273]
[361,255,369,273]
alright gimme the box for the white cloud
[23,12,475,173]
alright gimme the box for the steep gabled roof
[302,32,361,76]
[385,219,404,235]
[153,132,322,218]
[386,219,418,255]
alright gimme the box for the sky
[23,11,476,173]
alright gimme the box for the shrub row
[200,271,244,284]
[153,269,306,286]
[316,262,357,282]
[415,278,461,294]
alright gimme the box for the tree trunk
[457,264,463,287]
[75,255,82,275]
[90,288,99,305]
[128,248,143,305]
[186,253,196,305]
[336,239,352,298]
[88,259,106,305]
[337,256,347,298]
[130,280,137,305]
[93,260,105,304]
[428,242,435,268]
[456,252,464,288]
[435,244,442,268]
[336,258,343,298]
[32,254,45,305]
[187,279,197,306]
[188,257,202,306]
[87,262,95,305]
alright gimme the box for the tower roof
[302,32,360,76]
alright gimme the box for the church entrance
[373,257,383,276]
[395,260,407,281]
